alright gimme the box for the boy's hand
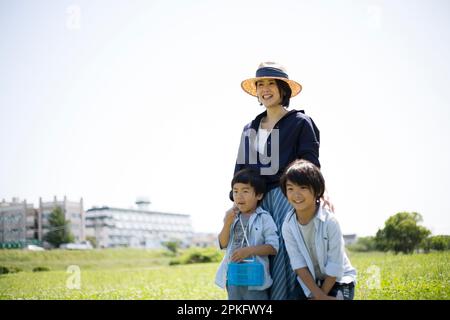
[230,247,252,262]
[320,190,335,212]
[223,205,239,225]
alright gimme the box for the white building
[0,198,37,247]
[85,204,193,249]
[0,196,85,248]
[190,232,218,248]
[39,196,85,243]
[343,234,357,246]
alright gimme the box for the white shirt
[254,122,271,155]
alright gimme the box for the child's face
[232,182,263,214]
[285,180,316,214]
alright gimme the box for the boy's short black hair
[229,168,266,203]
[280,160,325,200]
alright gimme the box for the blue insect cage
[227,258,264,286]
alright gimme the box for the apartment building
[85,203,193,249]
[0,198,37,246]
[0,196,85,247]
[39,196,85,243]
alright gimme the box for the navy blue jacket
[234,109,320,191]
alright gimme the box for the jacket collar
[236,206,267,219]
[250,109,304,130]
[315,206,327,222]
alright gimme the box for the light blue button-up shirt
[215,206,279,291]
[282,206,356,298]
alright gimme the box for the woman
[233,62,321,300]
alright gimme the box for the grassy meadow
[0,248,449,300]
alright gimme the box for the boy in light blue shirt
[280,160,356,300]
[215,168,279,300]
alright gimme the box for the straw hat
[241,62,302,97]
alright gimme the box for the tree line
[45,207,449,254]
[348,211,450,254]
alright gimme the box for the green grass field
[0,249,449,300]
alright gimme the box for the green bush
[8,266,22,273]
[0,266,9,274]
[162,240,181,255]
[170,247,223,265]
[347,236,378,252]
[32,266,50,272]
[0,266,22,274]
[421,235,450,252]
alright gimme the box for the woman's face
[256,79,282,108]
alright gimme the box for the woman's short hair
[275,79,292,108]
[280,160,325,200]
[230,168,266,203]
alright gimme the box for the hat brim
[241,77,302,97]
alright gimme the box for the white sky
[1,0,449,237]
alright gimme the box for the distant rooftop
[86,206,189,217]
